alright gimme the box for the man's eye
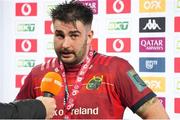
[70,34,79,39]
[56,34,64,39]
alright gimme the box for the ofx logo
[16,3,37,16]
[106,0,131,14]
[16,39,37,52]
[174,58,180,73]
[45,21,54,34]
[139,57,165,72]
[175,98,180,113]
[16,75,27,88]
[139,0,165,12]
[142,77,165,92]
[106,38,130,52]
[79,0,98,14]
[174,17,180,32]
[91,38,98,51]
[139,17,165,32]
[139,37,165,52]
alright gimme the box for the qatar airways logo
[158,97,165,108]
[16,75,27,88]
[16,39,37,52]
[79,0,98,14]
[16,3,37,16]
[175,17,180,32]
[174,58,180,73]
[139,17,165,32]
[139,0,165,12]
[106,38,130,52]
[139,57,165,72]
[142,77,165,92]
[139,37,165,52]
[106,0,131,14]
[45,21,54,34]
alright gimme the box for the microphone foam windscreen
[40,72,63,96]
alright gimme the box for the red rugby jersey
[16,52,156,119]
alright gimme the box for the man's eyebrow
[69,30,81,34]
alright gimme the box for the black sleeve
[0,99,46,119]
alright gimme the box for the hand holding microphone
[39,72,63,119]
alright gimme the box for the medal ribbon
[59,49,94,119]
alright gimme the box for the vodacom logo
[113,39,124,51]
[21,39,32,52]
[21,3,32,16]
[113,0,125,13]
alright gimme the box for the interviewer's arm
[136,97,169,119]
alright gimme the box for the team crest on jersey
[86,75,103,90]
[127,70,147,92]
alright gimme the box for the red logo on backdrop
[175,58,180,73]
[175,17,180,32]
[106,38,131,52]
[16,39,37,52]
[16,75,27,88]
[175,98,180,113]
[16,3,37,16]
[106,0,131,14]
[45,21,54,34]
[91,38,98,51]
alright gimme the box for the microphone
[40,72,63,97]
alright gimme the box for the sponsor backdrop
[0,0,180,119]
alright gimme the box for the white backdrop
[0,0,180,119]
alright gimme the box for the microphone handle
[43,92,54,97]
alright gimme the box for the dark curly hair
[50,0,93,26]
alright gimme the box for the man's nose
[62,37,71,48]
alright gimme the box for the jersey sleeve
[113,57,156,113]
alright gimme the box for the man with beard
[16,0,169,119]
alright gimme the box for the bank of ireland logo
[139,0,165,12]
[106,0,131,14]
[139,57,165,72]
[16,3,37,16]
[106,38,130,52]
[16,39,37,52]
[139,17,165,32]
[16,75,27,88]
[86,75,103,90]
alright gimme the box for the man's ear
[87,30,94,44]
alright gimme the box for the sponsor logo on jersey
[86,76,103,90]
[142,77,165,92]
[175,17,180,32]
[139,57,165,72]
[139,0,165,13]
[174,58,180,73]
[16,3,37,16]
[139,37,165,52]
[106,38,130,52]
[91,38,98,51]
[106,0,131,14]
[158,97,165,108]
[175,98,180,113]
[17,59,36,68]
[127,70,147,92]
[16,39,37,52]
[16,23,35,32]
[139,17,165,32]
[45,20,54,34]
[108,20,129,31]
[79,0,98,14]
[16,75,27,88]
